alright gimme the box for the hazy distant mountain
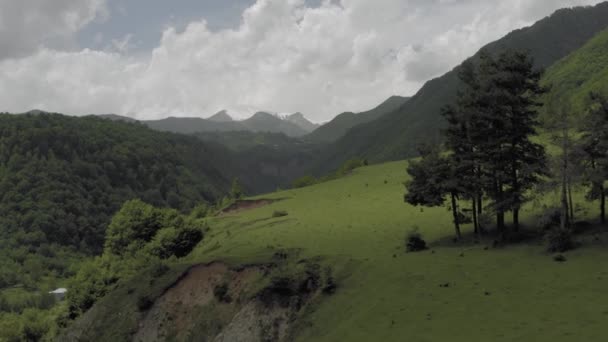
[208,110,234,122]
[285,112,319,133]
[144,111,309,137]
[306,96,410,143]
[96,114,138,123]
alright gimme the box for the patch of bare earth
[220,199,279,216]
[132,261,322,342]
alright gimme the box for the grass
[183,160,608,342]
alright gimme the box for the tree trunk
[451,192,462,240]
[560,170,569,231]
[496,179,505,233]
[513,209,519,232]
[568,182,574,223]
[472,199,479,236]
[601,186,606,225]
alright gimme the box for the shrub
[292,176,317,189]
[136,295,153,312]
[272,211,289,218]
[537,207,561,231]
[149,225,204,259]
[405,227,427,252]
[213,283,232,303]
[477,212,496,232]
[545,228,575,253]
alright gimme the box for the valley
[3,1,608,341]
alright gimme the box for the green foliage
[0,113,227,255]
[545,228,575,253]
[405,227,427,253]
[541,28,608,121]
[292,175,318,189]
[230,178,244,200]
[149,225,204,259]
[305,96,409,143]
[67,200,206,319]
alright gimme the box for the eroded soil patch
[220,199,282,216]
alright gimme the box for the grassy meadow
[183,160,608,342]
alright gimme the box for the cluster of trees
[406,50,548,240]
[406,49,608,241]
[66,199,207,319]
[0,113,228,256]
[562,92,608,226]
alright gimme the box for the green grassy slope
[183,160,608,342]
[305,96,410,143]
[313,2,608,173]
[542,27,608,119]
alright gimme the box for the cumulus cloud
[0,0,604,121]
[0,0,108,59]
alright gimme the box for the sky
[0,0,605,122]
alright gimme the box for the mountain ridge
[311,1,608,173]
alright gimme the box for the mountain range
[144,111,317,137]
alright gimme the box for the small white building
[49,288,68,301]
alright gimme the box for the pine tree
[405,147,463,240]
[580,93,608,224]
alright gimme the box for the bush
[292,176,317,189]
[272,211,289,218]
[545,228,575,253]
[213,283,232,303]
[149,225,204,259]
[405,227,427,252]
[537,207,561,231]
[136,295,153,312]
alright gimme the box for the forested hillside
[0,113,230,254]
[541,27,608,119]
[313,2,608,173]
[305,96,409,143]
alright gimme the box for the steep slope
[63,160,608,341]
[541,27,608,119]
[315,2,608,172]
[306,96,410,143]
[0,113,233,253]
[285,112,319,133]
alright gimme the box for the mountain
[242,111,308,136]
[306,95,410,143]
[208,110,234,122]
[144,116,246,134]
[313,2,608,173]
[0,113,234,254]
[285,112,319,133]
[144,112,309,137]
[541,27,608,119]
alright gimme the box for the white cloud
[0,0,108,59]
[0,0,604,121]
